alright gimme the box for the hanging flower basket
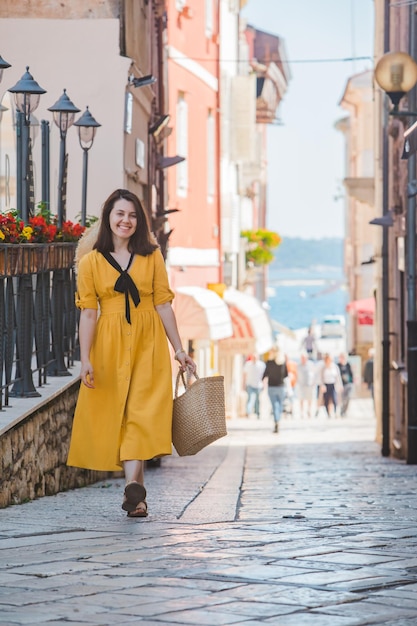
[241,228,282,267]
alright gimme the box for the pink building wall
[165,0,221,289]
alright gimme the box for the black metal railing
[0,243,78,410]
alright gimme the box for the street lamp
[48,89,80,227]
[375,51,417,115]
[74,106,101,226]
[8,66,46,221]
[0,54,11,83]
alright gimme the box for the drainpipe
[381,0,390,457]
[216,0,222,284]
[407,5,417,464]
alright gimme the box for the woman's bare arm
[79,308,98,388]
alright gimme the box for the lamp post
[7,67,46,398]
[73,106,101,226]
[375,50,417,464]
[48,89,80,228]
[8,67,46,222]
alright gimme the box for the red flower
[0,211,86,244]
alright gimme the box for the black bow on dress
[102,251,140,324]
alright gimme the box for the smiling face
[109,198,137,242]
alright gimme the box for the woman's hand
[175,350,197,374]
[80,360,95,388]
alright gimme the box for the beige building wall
[339,71,376,359]
[0,18,131,220]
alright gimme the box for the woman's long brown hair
[94,189,158,256]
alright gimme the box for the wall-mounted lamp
[149,114,170,137]
[369,211,394,227]
[129,74,157,88]
[156,155,185,169]
[375,51,417,116]
[361,256,376,265]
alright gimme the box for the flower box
[0,243,77,277]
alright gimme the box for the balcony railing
[0,243,78,409]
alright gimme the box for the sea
[266,264,347,331]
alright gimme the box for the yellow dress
[67,249,175,471]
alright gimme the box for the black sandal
[122,481,146,512]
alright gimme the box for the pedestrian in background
[363,347,374,400]
[263,347,288,432]
[314,351,324,416]
[67,189,196,518]
[301,325,318,359]
[297,352,316,417]
[243,353,266,419]
[337,353,354,416]
[319,353,343,418]
[282,353,297,417]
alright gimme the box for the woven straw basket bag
[172,370,227,456]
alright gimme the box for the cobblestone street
[1,398,417,625]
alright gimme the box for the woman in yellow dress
[67,189,196,517]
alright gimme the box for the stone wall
[0,1,119,19]
[0,380,119,509]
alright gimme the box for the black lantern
[8,67,46,221]
[0,54,11,84]
[48,89,80,227]
[8,66,46,124]
[74,106,101,226]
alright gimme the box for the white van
[321,315,346,338]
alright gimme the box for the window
[205,0,213,38]
[124,93,133,134]
[135,139,145,168]
[176,93,188,196]
[207,109,215,200]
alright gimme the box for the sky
[241,0,375,240]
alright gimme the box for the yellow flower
[0,230,5,240]
[22,226,33,240]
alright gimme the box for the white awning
[173,286,233,341]
[223,288,274,355]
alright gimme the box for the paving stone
[262,612,364,625]
[311,599,417,622]
[1,399,417,625]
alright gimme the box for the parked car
[321,315,346,338]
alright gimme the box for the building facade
[373,0,416,460]
[338,71,376,363]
